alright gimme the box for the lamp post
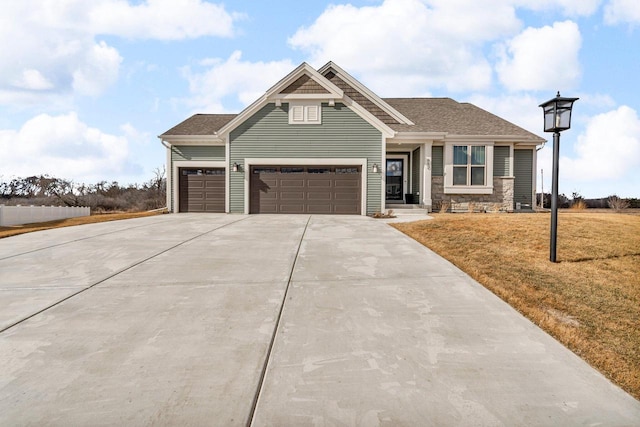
[539,92,578,262]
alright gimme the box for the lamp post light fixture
[539,91,578,263]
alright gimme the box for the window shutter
[292,105,304,121]
[306,105,319,122]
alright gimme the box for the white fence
[0,205,90,226]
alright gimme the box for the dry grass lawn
[393,211,640,400]
[0,210,165,239]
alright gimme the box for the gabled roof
[159,62,544,143]
[384,98,544,141]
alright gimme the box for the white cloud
[288,0,524,95]
[0,113,142,183]
[562,106,640,182]
[88,0,240,40]
[181,51,295,113]
[0,0,240,107]
[72,41,123,96]
[12,70,54,91]
[604,0,640,25]
[495,21,582,92]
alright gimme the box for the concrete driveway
[1,214,639,426]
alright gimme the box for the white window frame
[444,142,494,194]
[289,102,322,125]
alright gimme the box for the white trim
[172,161,228,213]
[445,134,543,143]
[443,142,494,194]
[242,158,368,216]
[164,141,172,211]
[385,154,409,202]
[380,136,386,213]
[421,141,433,210]
[160,135,224,144]
[392,132,447,141]
[318,61,415,125]
[225,135,230,213]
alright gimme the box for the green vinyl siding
[432,146,443,176]
[230,103,382,214]
[412,147,420,195]
[493,146,510,177]
[514,149,533,208]
[171,145,225,161]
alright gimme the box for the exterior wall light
[372,163,380,173]
[539,91,578,263]
[232,162,240,172]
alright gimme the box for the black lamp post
[539,92,578,262]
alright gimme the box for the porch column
[421,140,433,211]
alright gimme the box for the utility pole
[540,169,544,209]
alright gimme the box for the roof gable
[280,74,331,95]
[318,61,414,126]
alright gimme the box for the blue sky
[1,0,639,198]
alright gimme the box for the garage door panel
[308,191,332,201]
[281,191,305,200]
[307,204,332,213]
[279,204,306,213]
[335,180,359,188]
[308,180,332,188]
[281,180,305,188]
[250,165,361,214]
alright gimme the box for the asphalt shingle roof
[161,99,543,143]
[384,98,544,140]
[161,114,236,136]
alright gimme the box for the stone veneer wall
[431,177,514,212]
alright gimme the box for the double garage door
[250,165,361,214]
[179,165,362,214]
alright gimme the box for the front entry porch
[384,143,433,211]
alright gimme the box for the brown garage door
[250,166,361,214]
[179,168,225,212]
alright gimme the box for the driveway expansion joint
[0,216,249,335]
[246,214,311,427]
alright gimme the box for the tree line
[0,167,166,213]
[536,192,638,210]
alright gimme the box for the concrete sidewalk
[1,214,639,426]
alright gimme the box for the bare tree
[607,195,630,212]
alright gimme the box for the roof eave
[443,134,546,143]
[158,134,225,145]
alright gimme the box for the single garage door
[250,165,361,214]
[179,168,225,212]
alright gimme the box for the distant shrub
[608,195,630,212]
[570,199,587,210]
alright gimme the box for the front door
[386,159,403,201]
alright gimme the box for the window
[444,143,494,194]
[289,103,321,124]
[452,145,485,186]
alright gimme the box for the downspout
[160,138,173,212]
